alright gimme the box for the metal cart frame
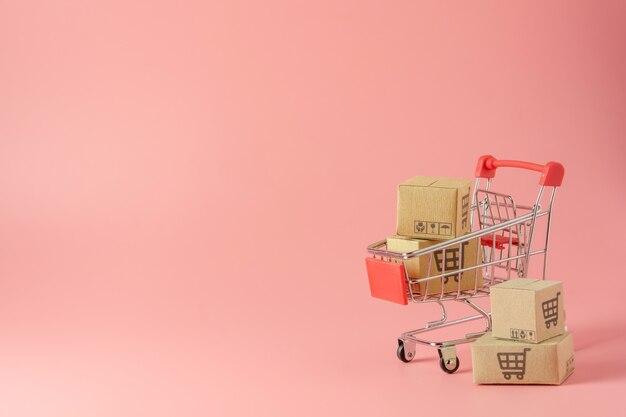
[366,155,564,373]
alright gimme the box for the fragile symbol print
[510,328,536,342]
[413,220,452,236]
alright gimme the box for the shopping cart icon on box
[497,348,531,380]
[542,292,560,328]
[433,241,469,284]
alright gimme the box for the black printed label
[510,328,537,342]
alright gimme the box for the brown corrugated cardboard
[386,235,483,295]
[491,278,564,343]
[396,176,471,240]
[472,332,574,385]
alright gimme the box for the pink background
[1,1,626,416]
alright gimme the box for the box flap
[540,332,571,346]
[399,176,471,189]
[474,332,571,347]
[525,280,561,291]
[399,176,439,187]
[492,278,560,292]
[491,278,540,290]
[432,178,472,189]
[387,235,432,244]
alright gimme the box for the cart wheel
[396,340,414,363]
[546,322,551,329]
[439,354,460,374]
[516,373,524,380]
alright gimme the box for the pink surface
[1,1,626,416]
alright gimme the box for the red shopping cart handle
[480,235,519,250]
[475,155,564,187]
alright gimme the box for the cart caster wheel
[438,349,460,374]
[439,356,460,373]
[397,340,414,363]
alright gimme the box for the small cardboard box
[472,332,575,385]
[396,176,472,240]
[491,278,564,343]
[386,235,483,295]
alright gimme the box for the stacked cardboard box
[472,278,575,385]
[387,176,483,295]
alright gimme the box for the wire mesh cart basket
[365,155,565,373]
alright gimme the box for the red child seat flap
[365,257,408,305]
[480,235,519,250]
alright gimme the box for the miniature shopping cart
[498,348,531,380]
[542,292,561,328]
[365,155,564,373]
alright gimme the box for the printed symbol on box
[440,223,452,236]
[497,348,531,381]
[542,292,560,329]
[415,221,427,233]
[510,328,535,341]
[433,241,469,284]
[566,355,575,374]
[461,194,470,228]
[428,222,439,235]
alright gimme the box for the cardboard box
[396,176,472,240]
[491,278,565,343]
[386,235,483,295]
[472,332,575,385]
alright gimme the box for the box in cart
[385,235,483,295]
[472,331,574,385]
[490,278,565,343]
[396,176,472,240]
